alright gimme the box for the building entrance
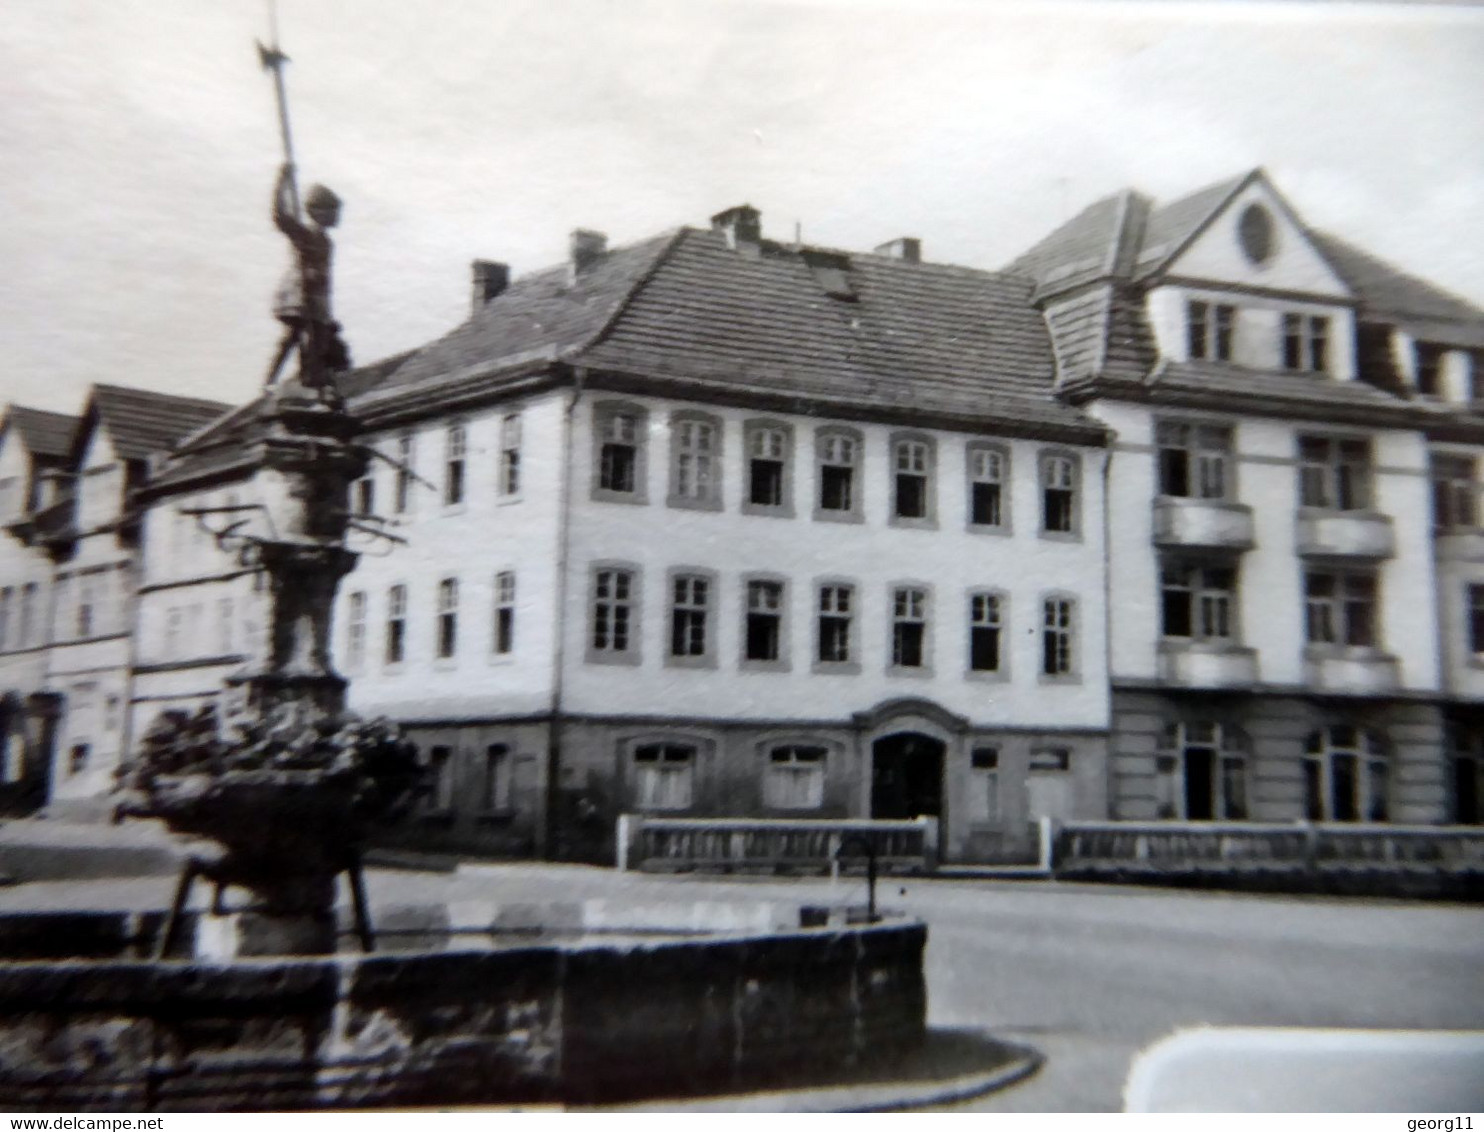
[870,732,945,820]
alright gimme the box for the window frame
[479,743,514,816]
[498,412,523,499]
[345,590,367,671]
[969,745,1002,825]
[967,589,1009,680]
[887,581,933,676]
[813,578,860,674]
[741,419,795,518]
[591,401,649,505]
[1039,592,1080,683]
[888,432,937,528]
[492,570,516,657]
[628,737,701,812]
[587,562,642,666]
[384,583,407,667]
[1304,726,1388,822]
[814,426,864,524]
[761,741,830,811]
[1431,453,1478,532]
[1283,313,1331,373]
[740,574,790,673]
[394,433,415,515]
[443,421,467,508]
[1155,419,1236,501]
[665,567,718,669]
[1038,449,1082,538]
[1159,559,1240,643]
[1297,435,1372,512]
[965,442,1011,533]
[435,577,459,660]
[1304,568,1380,650]
[1469,583,1484,658]
[667,410,724,512]
[1155,720,1249,821]
[1188,300,1237,362]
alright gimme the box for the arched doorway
[870,731,945,820]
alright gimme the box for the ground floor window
[969,746,1000,823]
[1452,728,1483,825]
[425,745,455,812]
[1304,726,1387,822]
[634,743,695,810]
[1156,721,1247,820]
[764,744,826,809]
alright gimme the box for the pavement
[2,837,1483,1111]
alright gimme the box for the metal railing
[616,815,940,874]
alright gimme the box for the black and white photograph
[0,0,1481,1115]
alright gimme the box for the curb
[588,1033,1045,1113]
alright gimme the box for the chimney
[710,204,762,256]
[569,229,608,279]
[874,237,921,264]
[471,259,510,311]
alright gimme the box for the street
[3,864,1482,1111]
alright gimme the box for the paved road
[3,861,1482,1111]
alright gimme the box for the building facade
[9,169,1483,860]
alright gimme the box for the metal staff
[257,0,300,217]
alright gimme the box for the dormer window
[1188,301,1235,361]
[1415,342,1446,396]
[1283,314,1329,373]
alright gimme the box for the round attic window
[1237,203,1275,266]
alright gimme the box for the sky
[1,0,1482,414]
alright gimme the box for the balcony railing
[1295,510,1395,559]
[1304,648,1400,694]
[1152,498,1256,552]
[616,815,940,874]
[1157,642,1259,688]
[1057,820,1484,871]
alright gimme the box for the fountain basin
[0,912,925,1110]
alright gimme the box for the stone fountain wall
[0,919,925,1110]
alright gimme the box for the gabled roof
[1,405,78,460]
[1132,170,1254,278]
[75,384,233,464]
[1307,229,1484,329]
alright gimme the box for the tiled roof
[1147,360,1419,411]
[1007,191,1133,297]
[1307,229,1484,328]
[1132,171,1252,278]
[3,406,78,459]
[84,384,234,463]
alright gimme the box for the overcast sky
[2,0,1482,414]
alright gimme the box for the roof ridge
[90,382,233,413]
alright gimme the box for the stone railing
[617,815,940,874]
[1056,820,1484,896]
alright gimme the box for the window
[1283,314,1330,372]
[426,745,456,813]
[634,743,694,810]
[493,571,515,655]
[744,579,784,664]
[1040,453,1078,534]
[1188,301,1236,361]
[892,436,933,522]
[1453,729,1483,825]
[591,567,637,660]
[394,434,414,514]
[0,588,10,651]
[969,746,1000,822]
[1157,721,1248,820]
[969,592,1003,673]
[669,573,710,660]
[1304,726,1387,822]
[669,415,720,508]
[816,430,860,518]
[967,445,1007,528]
[352,475,375,517]
[1042,596,1075,677]
[444,423,466,506]
[817,583,854,666]
[1432,454,1477,532]
[1305,570,1377,648]
[345,591,366,668]
[18,584,36,649]
[1157,422,1233,500]
[76,575,95,638]
[1416,342,1446,396]
[481,744,512,812]
[745,423,789,511]
[1470,584,1484,656]
[1160,561,1237,640]
[1298,436,1370,511]
[69,744,90,775]
[891,586,928,669]
[596,406,644,498]
[436,578,459,658]
[765,744,826,810]
[163,606,181,656]
[499,414,521,496]
[385,584,407,664]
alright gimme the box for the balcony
[1434,528,1484,564]
[1151,498,1256,551]
[1295,510,1395,559]
[1157,641,1259,689]
[1304,648,1400,694]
